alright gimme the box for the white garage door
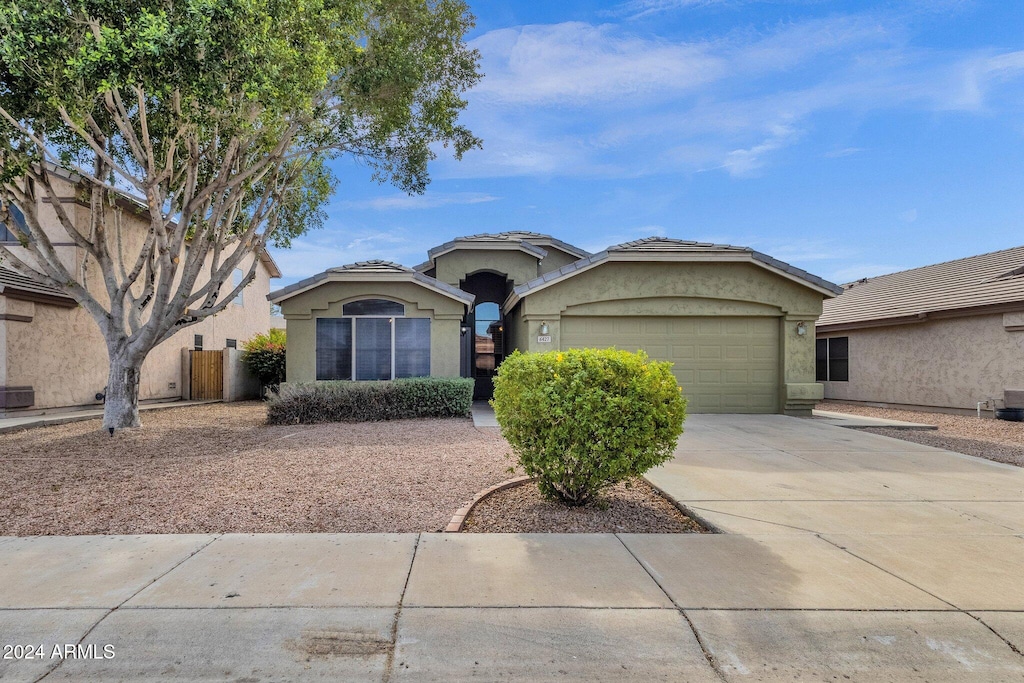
[561,316,780,413]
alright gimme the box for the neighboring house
[270,232,842,415]
[817,245,1024,412]
[0,175,281,416]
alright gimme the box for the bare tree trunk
[103,349,143,430]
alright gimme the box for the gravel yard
[462,478,706,533]
[818,401,1024,467]
[0,402,515,535]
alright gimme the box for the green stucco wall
[280,281,466,382]
[434,249,541,287]
[507,260,826,415]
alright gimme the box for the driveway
[2,415,1023,681]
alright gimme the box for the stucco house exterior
[817,245,1024,413]
[0,175,280,416]
[270,232,842,415]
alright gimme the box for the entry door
[473,302,503,399]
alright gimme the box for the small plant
[266,377,474,424]
[492,348,687,506]
[242,329,286,396]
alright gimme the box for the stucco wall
[434,249,541,287]
[820,313,1024,410]
[507,260,826,413]
[1,176,274,411]
[279,280,466,383]
[536,247,580,275]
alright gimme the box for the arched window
[316,299,430,381]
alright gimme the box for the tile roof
[818,245,1024,328]
[0,266,74,301]
[608,236,748,252]
[426,233,548,259]
[510,236,842,300]
[267,260,474,304]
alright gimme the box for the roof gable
[819,245,1024,328]
[507,235,842,306]
[267,259,474,305]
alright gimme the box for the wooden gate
[190,350,224,400]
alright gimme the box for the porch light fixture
[796,321,807,336]
[539,322,549,335]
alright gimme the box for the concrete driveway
[2,415,1023,681]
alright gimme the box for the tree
[0,0,480,429]
[242,328,286,396]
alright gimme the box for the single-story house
[817,245,1024,413]
[270,232,842,415]
[0,174,280,416]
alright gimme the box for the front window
[816,337,849,382]
[0,202,27,243]
[474,302,503,379]
[315,299,430,381]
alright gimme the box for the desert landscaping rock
[462,477,705,533]
[0,402,516,535]
[818,401,1024,467]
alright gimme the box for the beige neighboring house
[817,245,1024,413]
[0,175,281,416]
[271,233,842,415]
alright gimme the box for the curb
[642,477,722,534]
[445,475,534,532]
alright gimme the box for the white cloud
[824,147,865,158]
[340,192,500,211]
[605,0,727,20]
[269,229,433,281]
[898,209,918,223]
[469,22,724,106]
[448,12,1024,181]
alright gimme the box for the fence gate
[190,350,224,400]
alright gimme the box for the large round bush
[492,348,687,506]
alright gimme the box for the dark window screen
[815,339,828,382]
[355,318,392,380]
[342,299,405,316]
[395,318,430,378]
[316,318,352,380]
[828,337,849,382]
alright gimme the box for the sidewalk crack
[614,534,728,682]
[382,533,420,683]
[32,534,221,682]
[816,534,1024,661]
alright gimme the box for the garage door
[561,316,780,413]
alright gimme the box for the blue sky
[269,0,1024,288]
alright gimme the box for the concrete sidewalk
[2,416,1023,681]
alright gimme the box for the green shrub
[492,348,687,506]
[242,329,286,394]
[266,377,474,424]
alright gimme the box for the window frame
[315,299,429,381]
[816,336,849,382]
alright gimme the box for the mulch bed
[0,402,516,535]
[461,477,707,533]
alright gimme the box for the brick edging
[445,475,534,532]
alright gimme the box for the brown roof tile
[818,245,1024,328]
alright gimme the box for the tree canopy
[0,0,481,428]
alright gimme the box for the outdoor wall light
[539,322,550,335]
[796,321,807,336]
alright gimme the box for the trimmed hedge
[266,377,475,424]
[492,348,687,506]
